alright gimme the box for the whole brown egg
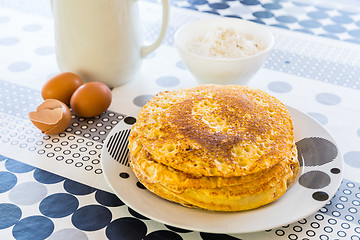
[41,72,83,105]
[70,82,112,117]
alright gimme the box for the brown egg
[29,99,72,135]
[70,82,112,117]
[41,72,83,105]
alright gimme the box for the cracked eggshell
[29,99,72,135]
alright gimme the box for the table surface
[0,0,360,239]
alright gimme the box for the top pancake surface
[130,85,294,178]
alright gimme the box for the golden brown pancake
[128,84,298,211]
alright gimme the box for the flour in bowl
[187,27,266,59]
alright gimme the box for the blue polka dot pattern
[188,0,208,5]
[156,76,180,87]
[253,11,274,18]
[144,230,183,240]
[209,3,229,9]
[63,179,96,195]
[48,228,88,240]
[267,81,292,93]
[299,20,322,28]
[12,216,54,240]
[9,182,47,206]
[323,24,347,33]
[0,16,10,23]
[8,61,31,72]
[276,15,297,23]
[5,158,35,173]
[72,205,112,231]
[128,208,149,220]
[33,169,65,184]
[0,171,17,193]
[105,218,147,240]
[349,30,360,38]
[175,61,186,70]
[23,24,42,32]
[307,11,329,19]
[95,190,124,207]
[34,46,54,55]
[0,37,20,45]
[315,93,341,105]
[331,15,353,24]
[39,193,79,218]
[344,151,360,168]
[200,232,237,240]
[240,0,260,6]
[0,203,22,229]
[133,95,154,107]
[262,3,282,10]
[165,225,193,233]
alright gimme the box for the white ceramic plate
[101,106,343,234]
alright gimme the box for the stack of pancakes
[128,85,299,211]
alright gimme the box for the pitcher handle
[141,0,170,58]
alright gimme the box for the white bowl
[174,18,274,85]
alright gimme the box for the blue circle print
[331,15,353,24]
[0,16,10,24]
[64,179,96,195]
[209,3,229,9]
[319,33,339,40]
[315,93,341,105]
[72,205,112,231]
[165,225,193,233]
[144,230,183,240]
[34,169,65,184]
[156,76,180,88]
[95,190,124,207]
[128,207,149,220]
[0,171,17,193]
[262,3,282,10]
[307,11,328,19]
[240,0,260,6]
[13,216,54,240]
[299,20,321,28]
[0,155,8,161]
[5,158,35,173]
[106,217,147,240]
[8,61,31,72]
[0,203,22,229]
[268,81,292,93]
[188,0,208,5]
[253,11,274,18]
[323,24,346,33]
[200,232,238,240]
[23,24,42,32]
[276,15,297,23]
[294,28,314,34]
[0,37,20,46]
[39,193,79,218]
[349,30,360,38]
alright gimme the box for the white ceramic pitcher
[51,0,169,88]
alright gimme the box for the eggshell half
[29,99,72,135]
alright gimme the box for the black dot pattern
[296,137,338,167]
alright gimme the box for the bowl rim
[174,17,275,62]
